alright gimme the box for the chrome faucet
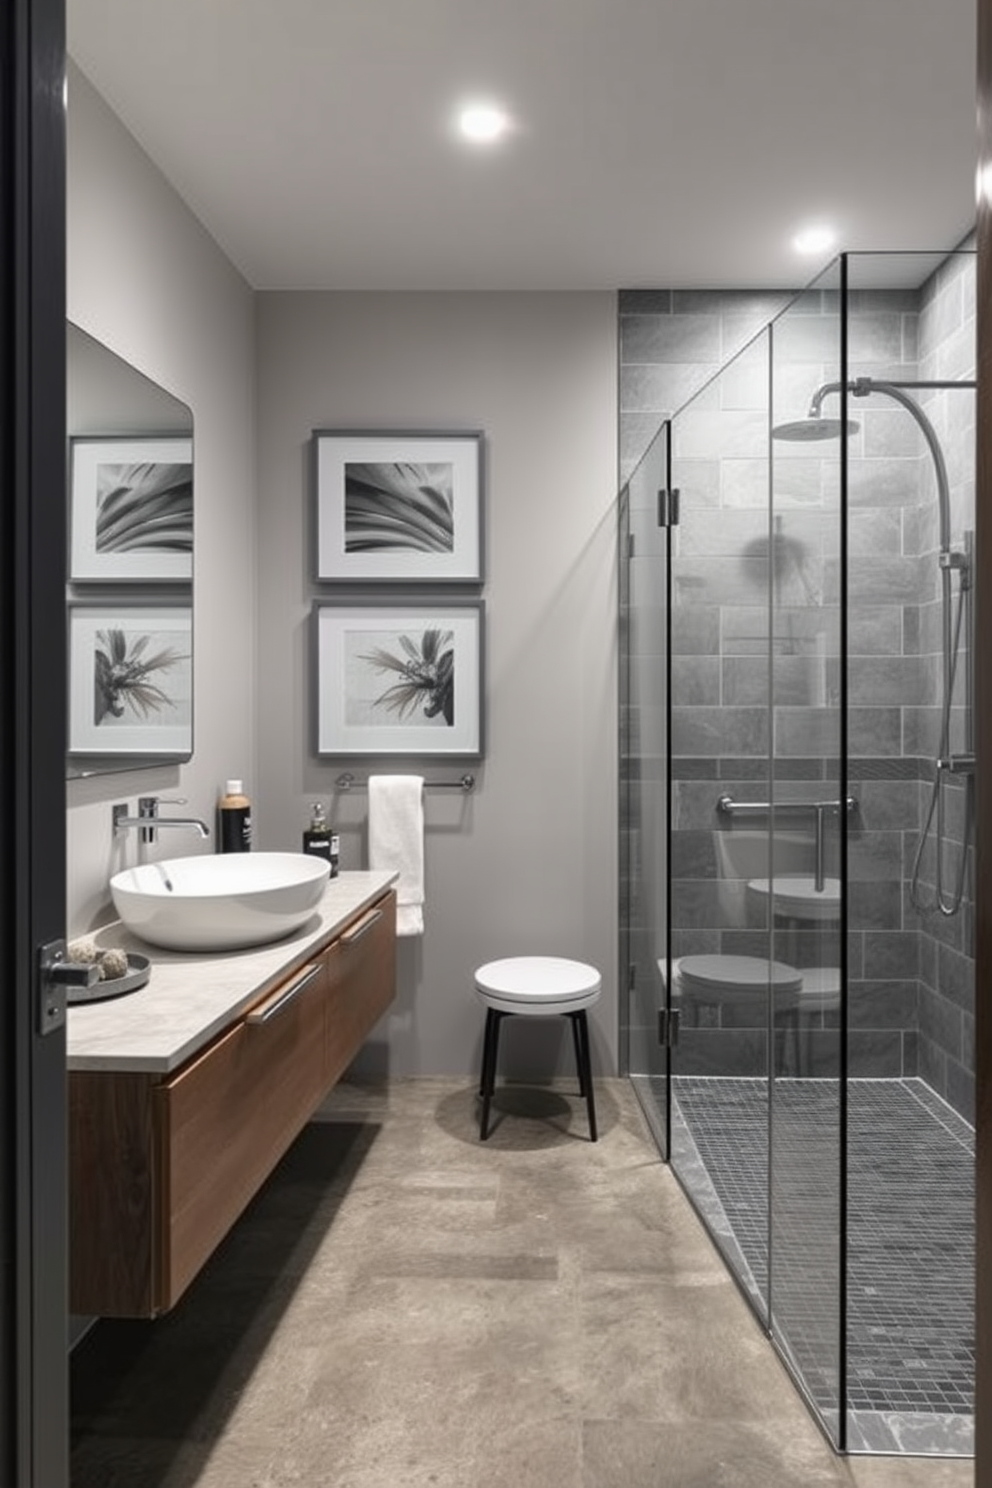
[113,795,211,846]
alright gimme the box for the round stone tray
[68,952,151,1005]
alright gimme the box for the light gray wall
[254,292,619,1076]
[66,64,256,932]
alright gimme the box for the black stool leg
[569,1012,586,1096]
[479,1008,505,1140]
[572,1010,598,1142]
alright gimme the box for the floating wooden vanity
[67,871,397,1318]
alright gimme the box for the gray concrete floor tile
[70,1077,971,1488]
[582,1418,851,1488]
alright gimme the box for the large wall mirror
[67,322,194,779]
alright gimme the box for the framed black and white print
[314,599,484,758]
[70,436,193,581]
[314,430,483,583]
[68,603,193,756]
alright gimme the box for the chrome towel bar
[335,772,476,793]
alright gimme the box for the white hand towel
[368,775,425,937]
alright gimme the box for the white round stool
[474,956,602,1141]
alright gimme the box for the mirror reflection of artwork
[69,605,192,756]
[93,626,191,728]
[346,627,454,727]
[95,460,193,558]
[70,437,193,580]
[344,462,454,555]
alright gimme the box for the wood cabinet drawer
[326,891,397,1085]
[70,887,397,1318]
[155,957,328,1309]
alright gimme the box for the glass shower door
[622,422,671,1155]
[666,328,774,1317]
[767,261,845,1445]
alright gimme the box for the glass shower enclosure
[620,250,976,1456]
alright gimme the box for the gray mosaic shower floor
[660,1075,974,1456]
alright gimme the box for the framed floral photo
[313,429,483,583]
[68,603,193,756]
[70,435,193,581]
[313,599,484,758]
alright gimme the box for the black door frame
[1,0,68,1483]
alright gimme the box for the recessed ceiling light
[793,224,837,255]
[457,103,510,144]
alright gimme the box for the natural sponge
[98,947,129,981]
[67,936,99,965]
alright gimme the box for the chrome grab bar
[716,794,858,893]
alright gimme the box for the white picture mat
[315,433,481,582]
[69,605,192,754]
[70,437,193,580]
[316,604,482,756]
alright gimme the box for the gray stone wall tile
[848,881,903,931]
[918,987,964,1060]
[856,779,920,831]
[670,878,727,930]
[936,943,975,1012]
[670,604,720,656]
[848,508,901,557]
[621,313,722,365]
[848,1030,904,1077]
[848,708,901,756]
[847,314,906,364]
[678,507,767,556]
[774,707,842,756]
[621,363,712,415]
[847,456,922,509]
[848,554,922,606]
[671,655,720,705]
[848,606,903,656]
[848,830,903,881]
[863,931,920,980]
[671,704,769,757]
[670,829,718,879]
[619,289,672,314]
[848,656,928,707]
[672,556,768,604]
[848,978,917,1029]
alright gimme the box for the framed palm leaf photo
[70,436,193,581]
[313,430,483,583]
[313,599,484,758]
[68,602,193,756]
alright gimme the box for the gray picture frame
[313,598,485,758]
[313,429,484,584]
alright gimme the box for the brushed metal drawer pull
[340,908,383,946]
[246,963,322,1024]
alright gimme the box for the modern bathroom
[7,2,982,1485]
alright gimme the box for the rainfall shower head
[771,414,859,442]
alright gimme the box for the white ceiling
[67,0,978,292]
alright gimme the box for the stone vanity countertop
[66,871,397,1075]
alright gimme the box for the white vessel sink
[110,852,330,952]
[747,876,841,921]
